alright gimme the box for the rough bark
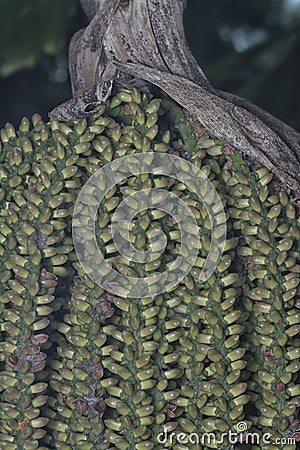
[49,0,300,194]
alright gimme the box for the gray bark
[49,0,300,194]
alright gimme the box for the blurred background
[0,0,299,129]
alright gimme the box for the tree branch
[49,0,300,194]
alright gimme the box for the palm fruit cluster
[0,87,299,450]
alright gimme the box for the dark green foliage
[0,0,77,76]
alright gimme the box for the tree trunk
[50,0,300,195]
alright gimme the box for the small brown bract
[73,387,107,417]
[18,418,30,429]
[74,398,90,415]
[9,343,47,373]
[275,382,285,396]
[164,403,177,420]
[96,298,115,319]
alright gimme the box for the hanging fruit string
[0,88,299,449]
